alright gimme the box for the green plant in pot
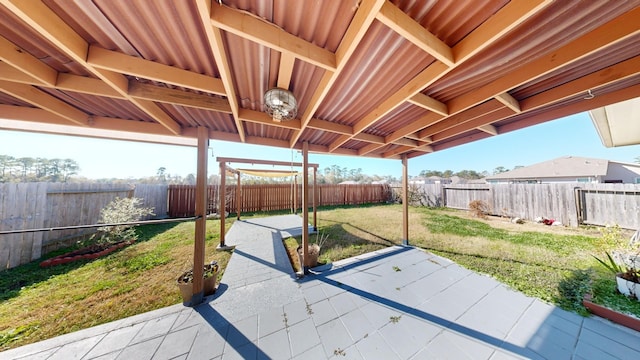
[176,261,219,305]
[592,224,640,300]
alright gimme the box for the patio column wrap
[192,126,208,305]
[236,172,241,220]
[313,167,317,231]
[219,160,226,247]
[402,155,409,245]
[302,141,310,273]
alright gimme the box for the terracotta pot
[176,263,218,305]
[297,244,320,268]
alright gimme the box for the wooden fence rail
[0,183,167,270]
[167,184,391,217]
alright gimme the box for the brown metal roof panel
[243,121,293,141]
[426,0,640,102]
[393,0,509,47]
[159,105,236,132]
[291,61,327,117]
[39,88,155,121]
[51,0,219,76]
[0,7,87,75]
[0,92,33,107]
[367,103,429,137]
[316,21,435,125]
[298,128,343,148]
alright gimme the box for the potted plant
[176,261,219,305]
[593,251,639,300]
[297,231,328,268]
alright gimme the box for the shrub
[92,197,155,244]
[468,199,490,219]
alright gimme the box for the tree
[157,167,167,184]
[61,159,80,182]
[493,166,508,175]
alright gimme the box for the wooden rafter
[0,35,56,85]
[376,1,454,67]
[210,4,336,71]
[195,0,245,142]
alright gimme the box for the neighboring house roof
[486,156,613,180]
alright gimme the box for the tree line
[0,155,80,183]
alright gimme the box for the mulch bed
[39,240,135,267]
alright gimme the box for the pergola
[216,156,319,261]
[1,0,639,305]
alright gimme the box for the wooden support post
[313,166,317,231]
[236,172,241,220]
[294,175,298,215]
[192,126,208,306]
[402,155,409,245]
[302,142,310,273]
[219,160,226,248]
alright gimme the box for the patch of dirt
[456,211,613,238]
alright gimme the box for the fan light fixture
[264,88,297,122]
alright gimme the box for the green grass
[0,219,233,350]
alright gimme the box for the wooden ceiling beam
[0,81,89,126]
[329,0,552,152]
[56,73,124,99]
[0,61,42,84]
[407,93,449,116]
[277,53,296,90]
[195,0,245,142]
[0,35,57,85]
[359,112,442,155]
[431,108,514,142]
[0,104,69,125]
[418,100,504,139]
[434,83,640,153]
[128,81,232,113]
[210,4,336,71]
[289,0,385,147]
[430,55,640,143]
[447,6,640,116]
[87,45,226,95]
[307,118,353,135]
[376,1,454,67]
[477,124,498,136]
[353,133,385,145]
[428,51,640,143]
[494,93,521,113]
[1,0,182,135]
[237,108,301,130]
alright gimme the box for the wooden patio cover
[1,0,639,304]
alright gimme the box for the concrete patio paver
[2,214,640,360]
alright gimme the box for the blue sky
[1,112,640,179]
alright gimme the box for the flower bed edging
[39,240,135,267]
[583,293,640,332]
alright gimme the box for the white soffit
[590,97,640,147]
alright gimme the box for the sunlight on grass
[0,219,233,350]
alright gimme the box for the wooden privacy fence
[0,183,168,270]
[417,183,640,229]
[167,183,391,217]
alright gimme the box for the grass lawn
[284,204,640,318]
[0,219,233,351]
[2,204,639,351]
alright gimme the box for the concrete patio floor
[2,214,640,360]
